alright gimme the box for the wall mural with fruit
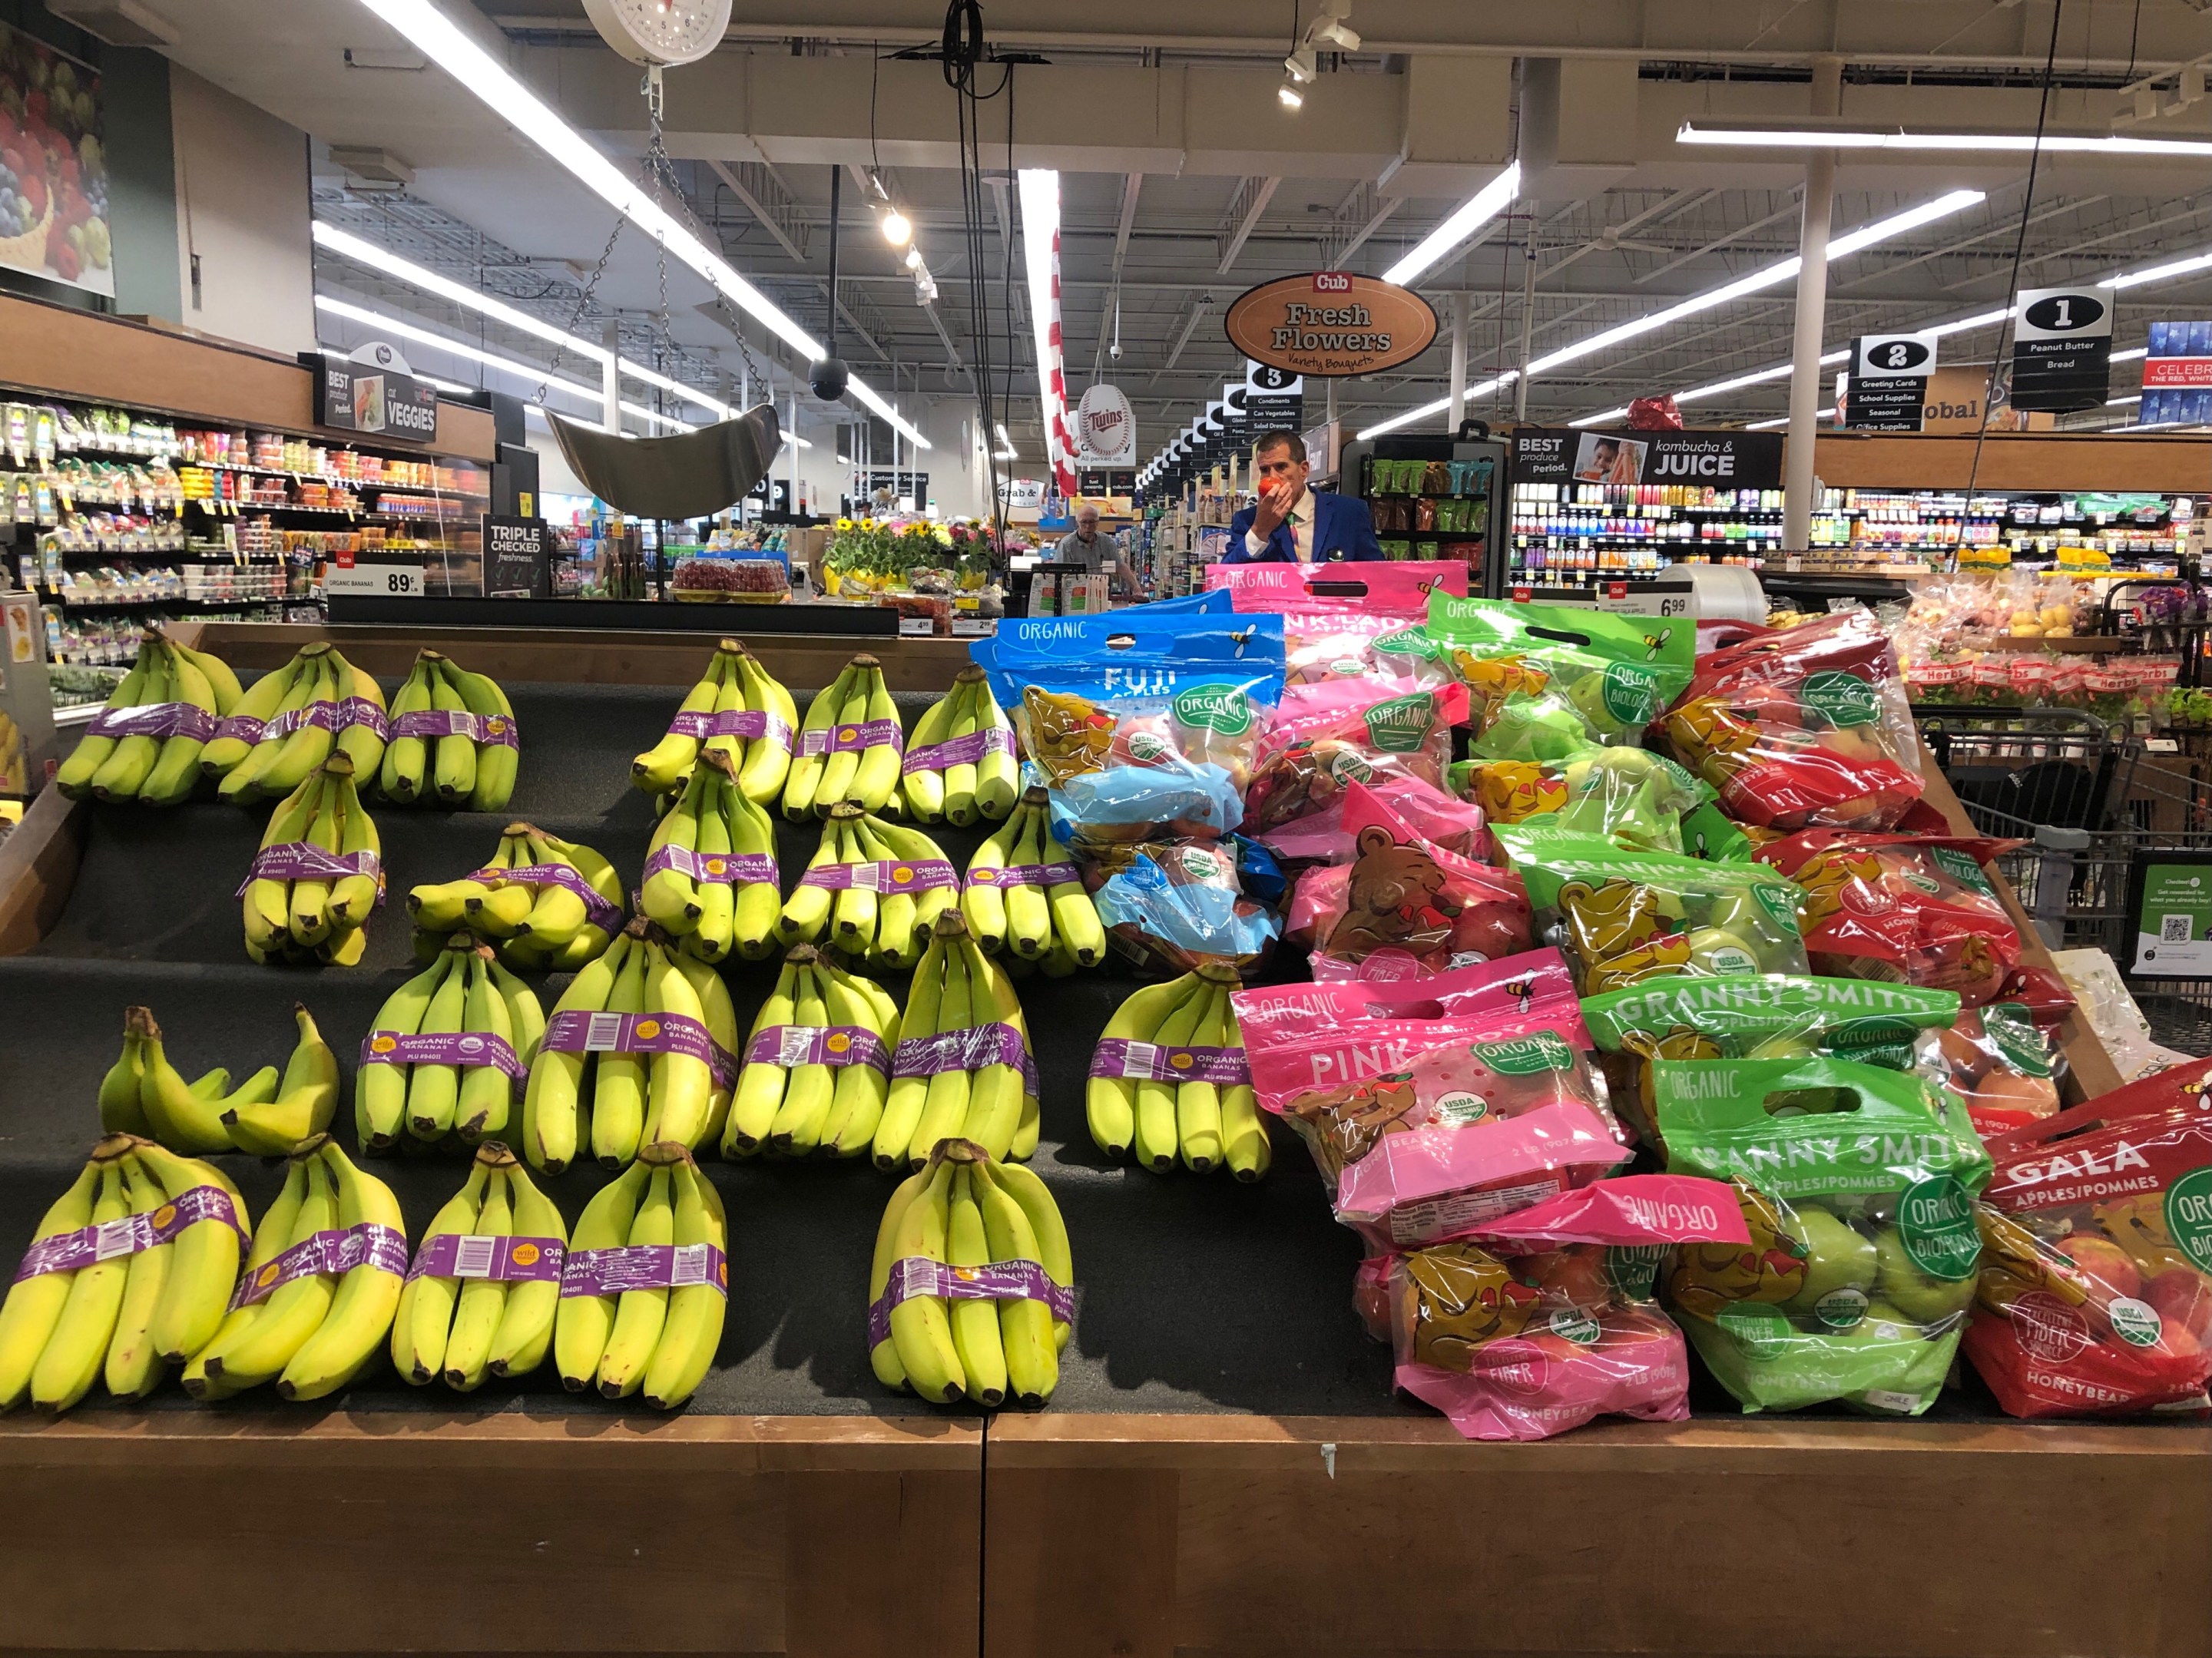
[0,23,111,298]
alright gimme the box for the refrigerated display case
[1338,430,1505,587]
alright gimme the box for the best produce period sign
[0,25,111,298]
[1224,272,1438,379]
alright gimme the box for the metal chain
[637,78,765,400]
[531,213,625,409]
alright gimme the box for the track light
[1283,48,1317,84]
[881,208,912,247]
[904,243,924,271]
[1310,18,1359,50]
[1278,80,1304,110]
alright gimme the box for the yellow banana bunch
[777,803,956,968]
[356,938,543,1149]
[239,753,381,966]
[721,945,902,1160]
[377,649,519,810]
[961,785,1106,969]
[873,913,1038,1170]
[901,666,1020,826]
[408,823,624,972]
[554,1142,727,1409]
[641,752,780,963]
[121,1002,314,1156]
[55,631,234,805]
[1084,967,1268,1179]
[0,1134,251,1411]
[867,1138,1071,1408]
[632,639,798,803]
[782,653,904,819]
[391,1142,570,1390]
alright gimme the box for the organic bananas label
[11,1184,243,1281]
[406,1232,565,1283]
[232,1223,409,1308]
[559,1242,727,1299]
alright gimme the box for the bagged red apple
[1207,561,1465,687]
[1243,678,1468,836]
[1257,769,1487,866]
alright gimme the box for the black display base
[326,595,898,635]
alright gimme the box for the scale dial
[580,0,732,67]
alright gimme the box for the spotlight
[1310,18,1359,50]
[1283,48,1317,84]
[881,208,912,247]
[904,243,924,270]
[1278,79,1304,109]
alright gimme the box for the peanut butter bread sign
[1224,272,1439,379]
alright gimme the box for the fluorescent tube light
[314,294,604,404]
[2102,248,2212,290]
[1383,161,1521,288]
[1678,120,2212,157]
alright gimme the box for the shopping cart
[1921,708,2212,1051]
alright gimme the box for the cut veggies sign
[0,28,111,297]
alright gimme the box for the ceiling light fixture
[1277,80,1304,111]
[881,208,912,247]
[903,243,925,271]
[1382,161,1521,287]
[2102,247,2212,290]
[349,0,926,448]
[1283,47,1318,85]
[1677,118,2212,157]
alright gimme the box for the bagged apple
[1089,837,1282,978]
[1492,826,1809,994]
[1386,1176,1751,1441]
[1425,594,1696,760]
[1654,1053,1993,1415]
[1236,972,1628,1249]
[1658,608,1924,831]
[1257,769,1488,867]
[1452,744,1712,855]
[1242,678,1469,836]
[1930,1003,2064,1137]
[1206,561,1465,687]
[1754,829,2024,1004]
[1284,783,1531,981]
[1964,1084,2212,1418]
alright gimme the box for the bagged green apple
[1424,594,1694,761]
[1654,1053,1993,1416]
[1492,826,1808,995]
[1451,745,1712,855]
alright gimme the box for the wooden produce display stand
[1,623,2207,1658]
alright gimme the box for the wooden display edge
[0,783,87,957]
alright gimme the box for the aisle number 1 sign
[2010,286,2112,413]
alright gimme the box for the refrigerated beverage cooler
[1337,431,1505,591]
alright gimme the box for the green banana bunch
[869,1139,1071,1408]
[873,912,1037,1170]
[204,642,386,799]
[554,1142,727,1408]
[377,649,518,809]
[961,783,1106,967]
[722,945,902,1160]
[632,639,798,804]
[781,654,903,819]
[901,666,1019,826]
[55,632,235,805]
[776,803,955,968]
[240,753,381,966]
[640,752,780,964]
[392,1142,570,1391]
[128,1005,279,1156]
[0,1134,251,1411]
[1085,968,1267,1178]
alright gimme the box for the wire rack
[1916,707,2212,1051]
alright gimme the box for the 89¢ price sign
[325,561,426,597]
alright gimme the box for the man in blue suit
[1220,429,1384,564]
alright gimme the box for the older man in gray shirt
[1054,505,1135,596]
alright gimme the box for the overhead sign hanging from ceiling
[1223,272,1438,378]
[1845,332,1938,432]
[1075,383,1136,465]
[1511,427,1784,489]
[2009,286,2113,413]
[316,340,439,443]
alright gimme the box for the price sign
[325,562,426,597]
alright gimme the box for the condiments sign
[1224,272,1438,379]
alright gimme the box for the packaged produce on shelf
[1659,608,1924,832]
[722,945,902,1160]
[1423,595,1696,760]
[411,822,626,972]
[962,785,1106,967]
[553,1142,727,1408]
[1385,1176,1752,1441]
[392,1142,569,1390]
[1934,1005,2062,1134]
[873,914,1038,1169]
[782,652,904,819]
[356,939,545,1150]
[1237,968,1628,1250]
[901,665,1019,826]
[1284,782,1531,981]
[778,803,958,968]
[1964,1064,2212,1417]
[378,649,518,811]
[55,630,237,805]
[1452,743,1712,855]
[205,640,386,802]
[181,1135,410,1403]
[1492,826,1809,994]
[520,922,740,1174]
[1752,829,2025,1004]
[1204,559,1465,687]
[1086,965,1267,1177]
[1088,836,1283,977]
[1242,677,1469,836]
[0,1135,249,1411]
[631,638,796,805]
[1654,1054,1992,1416]
[1257,768,1488,867]
[641,752,781,963]
[238,753,382,966]
[868,1138,1073,1407]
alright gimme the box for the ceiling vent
[329,147,416,193]
[43,0,176,47]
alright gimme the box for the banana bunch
[392,1142,569,1390]
[356,938,545,1150]
[379,649,518,811]
[632,638,797,803]
[962,784,1107,976]
[641,751,781,962]
[1086,969,1269,1179]
[779,803,957,969]
[102,1003,338,1157]
[204,640,386,802]
[0,1134,250,1411]
[900,665,1020,826]
[0,707,25,793]
[56,630,240,804]
[868,1139,1073,1408]
[722,945,902,1160]
[873,912,1038,1169]
[239,753,382,966]
[555,1141,727,1408]
[181,1134,409,1403]
[782,653,905,819]
[522,922,740,1174]
[410,822,624,972]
